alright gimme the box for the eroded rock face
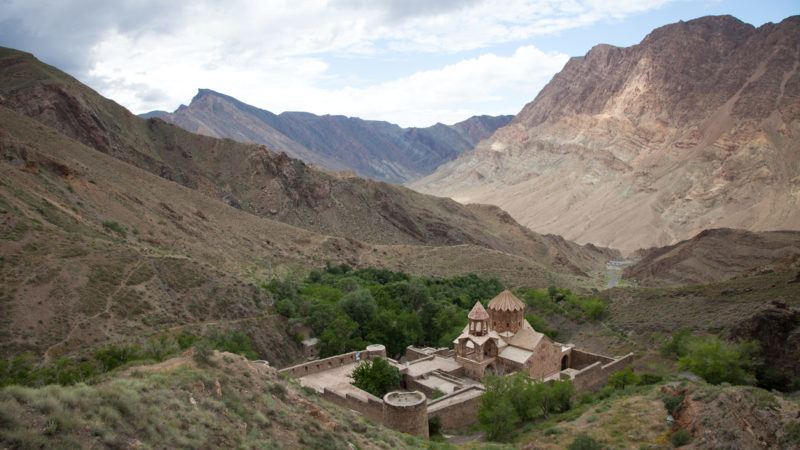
[662,383,798,449]
[411,15,800,254]
[730,300,800,391]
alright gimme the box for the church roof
[487,289,525,312]
[468,302,490,320]
[507,327,545,351]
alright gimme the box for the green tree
[607,367,640,390]
[405,277,430,312]
[478,375,520,441]
[678,336,757,385]
[318,315,365,357]
[339,289,377,324]
[350,357,401,397]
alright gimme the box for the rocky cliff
[151,89,511,183]
[410,15,800,254]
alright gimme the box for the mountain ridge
[409,15,800,254]
[147,89,512,183]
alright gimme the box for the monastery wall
[571,352,634,391]
[279,344,387,378]
[427,386,485,432]
[321,388,385,424]
[569,348,615,370]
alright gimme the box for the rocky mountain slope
[410,15,800,254]
[623,228,800,286]
[149,89,511,183]
[0,46,621,362]
[0,46,614,272]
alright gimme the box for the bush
[638,373,663,385]
[671,429,691,447]
[607,367,640,390]
[581,299,606,320]
[661,327,692,357]
[193,340,214,365]
[101,221,127,237]
[663,395,684,416]
[678,336,757,385]
[568,433,603,450]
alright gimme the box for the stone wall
[427,386,485,432]
[278,346,386,378]
[571,352,634,391]
[321,388,385,424]
[569,348,615,370]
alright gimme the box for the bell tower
[467,302,489,336]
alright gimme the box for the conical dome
[487,290,525,312]
[468,302,490,320]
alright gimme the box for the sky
[1,1,797,127]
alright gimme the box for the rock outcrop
[622,228,800,285]
[410,15,800,254]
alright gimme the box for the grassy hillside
[0,351,441,449]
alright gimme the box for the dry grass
[0,351,442,449]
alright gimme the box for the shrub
[663,395,684,416]
[568,433,603,450]
[607,367,640,390]
[638,373,663,385]
[581,299,606,320]
[671,429,691,447]
[193,340,214,365]
[678,336,757,385]
[660,327,692,357]
[101,221,127,237]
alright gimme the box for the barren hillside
[410,15,800,254]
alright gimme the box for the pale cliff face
[410,15,800,254]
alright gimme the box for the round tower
[382,391,428,438]
[366,344,387,358]
[487,289,525,333]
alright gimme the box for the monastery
[279,290,633,438]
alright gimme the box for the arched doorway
[561,355,569,370]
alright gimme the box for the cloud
[1,0,680,125]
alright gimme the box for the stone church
[454,290,565,380]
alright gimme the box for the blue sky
[1,0,797,127]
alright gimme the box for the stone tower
[487,290,525,333]
[467,302,489,336]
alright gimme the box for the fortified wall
[279,344,388,378]
[568,352,635,391]
[426,386,485,432]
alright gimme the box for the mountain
[0,46,620,361]
[410,15,800,254]
[149,89,512,183]
[623,228,800,286]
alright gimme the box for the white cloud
[2,0,681,125]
